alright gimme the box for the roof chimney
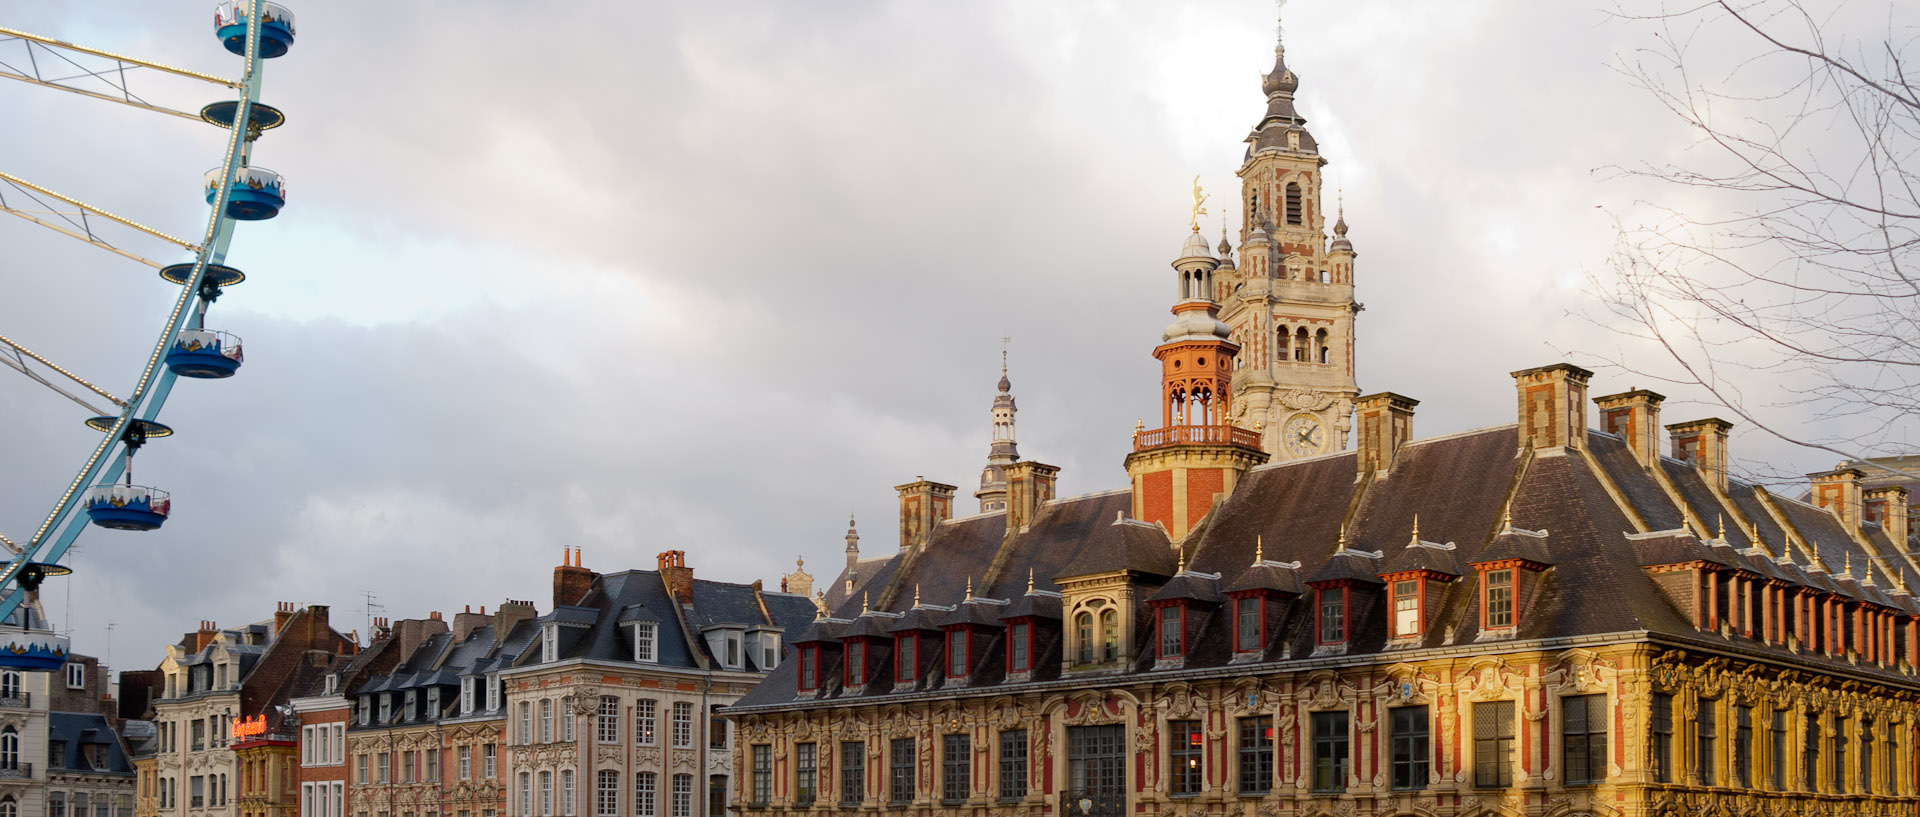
[494,600,537,641]
[1810,467,1866,536]
[1594,389,1664,468]
[193,621,219,653]
[1354,392,1418,476]
[657,550,695,605]
[1004,461,1060,535]
[1511,363,1592,452]
[1864,485,1911,549]
[1668,418,1733,491]
[452,606,490,642]
[554,547,596,608]
[272,602,295,637]
[894,478,956,551]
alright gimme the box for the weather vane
[1189,175,1209,231]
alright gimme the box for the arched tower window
[1316,329,1330,364]
[1075,613,1093,663]
[1277,326,1290,362]
[1293,328,1310,362]
[1285,183,1303,226]
[1099,610,1119,661]
[1248,192,1259,225]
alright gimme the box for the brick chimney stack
[1811,467,1866,535]
[192,621,219,652]
[1354,392,1418,477]
[272,602,295,637]
[1004,461,1060,535]
[452,605,490,642]
[1512,363,1592,452]
[1864,486,1911,548]
[894,478,956,551]
[393,616,450,662]
[1669,418,1734,491]
[553,547,596,608]
[495,600,537,641]
[1595,389,1664,468]
[658,550,695,605]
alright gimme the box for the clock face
[1284,414,1324,456]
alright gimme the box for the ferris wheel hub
[83,417,175,440]
[215,2,297,59]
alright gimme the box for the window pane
[1391,707,1429,790]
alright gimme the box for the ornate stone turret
[975,355,1021,512]
[1126,224,1270,542]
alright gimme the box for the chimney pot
[1810,467,1867,535]
[1864,485,1911,548]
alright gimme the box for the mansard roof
[734,424,1920,713]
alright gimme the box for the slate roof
[511,569,815,674]
[49,712,135,775]
[734,426,1920,713]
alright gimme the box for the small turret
[844,514,860,570]
[975,353,1022,512]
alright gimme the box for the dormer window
[378,695,391,724]
[426,688,441,720]
[946,630,970,679]
[726,633,741,669]
[1236,597,1260,651]
[1007,622,1031,673]
[486,675,501,711]
[895,635,917,683]
[405,691,418,721]
[1485,570,1514,630]
[797,646,819,692]
[462,679,475,715]
[845,641,867,687]
[358,697,370,726]
[542,623,559,663]
[1074,613,1093,663]
[1158,607,1186,659]
[634,621,657,663]
[1318,588,1346,644]
[759,632,780,670]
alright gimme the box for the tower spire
[975,346,1021,512]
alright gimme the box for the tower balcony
[1133,423,1263,453]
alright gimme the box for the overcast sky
[0,1,1891,676]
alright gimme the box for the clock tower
[1212,21,1361,461]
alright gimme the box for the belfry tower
[1124,229,1270,541]
[974,356,1020,512]
[1213,18,1361,461]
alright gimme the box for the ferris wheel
[0,2,296,669]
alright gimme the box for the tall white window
[540,699,554,743]
[520,702,533,744]
[459,746,471,780]
[519,772,532,817]
[0,728,17,769]
[487,675,501,710]
[562,705,575,743]
[302,726,315,766]
[597,769,620,817]
[542,624,558,663]
[670,774,692,817]
[598,696,620,744]
[636,699,657,746]
[65,662,85,689]
[462,679,475,715]
[333,724,345,765]
[634,623,657,663]
[635,772,657,817]
[671,702,693,748]
[485,744,498,778]
[562,769,575,816]
[539,770,553,816]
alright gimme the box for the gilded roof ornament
[1253,535,1264,566]
[1190,176,1209,231]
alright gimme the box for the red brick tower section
[1126,229,1269,541]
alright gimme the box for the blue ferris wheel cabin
[215,1,296,59]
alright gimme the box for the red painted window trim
[1315,585,1347,645]
[844,640,865,686]
[797,646,818,692]
[1230,594,1265,654]
[1158,605,1186,659]
[1004,620,1032,673]
[944,628,971,679]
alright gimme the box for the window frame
[794,742,817,808]
[1391,579,1421,638]
[839,742,865,806]
[1472,701,1515,789]
[1007,622,1031,674]
[1237,716,1273,795]
[1561,694,1607,786]
[941,733,970,804]
[997,730,1027,801]
[945,630,969,679]
[888,738,915,804]
[1158,605,1185,659]
[1390,706,1430,791]
[845,640,866,687]
[1233,595,1262,653]
[1168,720,1203,797]
[1310,711,1349,794]
[1317,586,1346,644]
[750,744,771,807]
[895,634,917,683]
[1697,699,1719,787]
[1484,569,1515,630]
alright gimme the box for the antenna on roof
[360,590,386,647]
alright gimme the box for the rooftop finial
[862,591,870,614]
[1410,514,1421,545]
[965,576,974,601]
[1500,505,1513,533]
[1254,534,1264,565]
[1177,545,1188,573]
[1716,514,1726,543]
[1190,175,1210,231]
[1027,567,1036,594]
[1275,0,1287,55]
[1336,525,1348,551]
[913,583,922,607]
[1845,551,1852,577]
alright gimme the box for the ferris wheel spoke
[0,332,126,415]
[0,171,197,265]
[0,27,241,115]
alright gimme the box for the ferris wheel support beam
[0,171,200,254]
[0,4,270,622]
[0,26,241,86]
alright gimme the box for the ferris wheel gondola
[0,2,299,668]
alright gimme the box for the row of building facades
[37,10,1920,817]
